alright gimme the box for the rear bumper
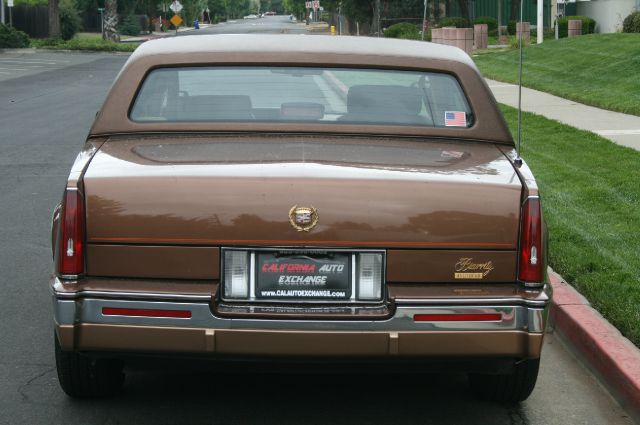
[56,324,544,359]
[52,277,550,359]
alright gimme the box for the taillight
[518,196,543,284]
[58,188,85,276]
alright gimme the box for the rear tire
[468,358,540,403]
[54,333,125,398]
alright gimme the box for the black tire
[54,333,125,398]
[468,358,540,403]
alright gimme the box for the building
[445,0,553,28]
[561,0,639,33]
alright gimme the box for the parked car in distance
[51,34,550,402]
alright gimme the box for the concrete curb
[549,269,640,422]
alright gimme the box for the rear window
[130,66,473,128]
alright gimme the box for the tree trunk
[371,0,380,36]
[510,0,518,21]
[48,0,60,38]
[103,0,120,42]
[457,0,470,24]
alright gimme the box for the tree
[208,0,229,22]
[459,0,470,23]
[103,0,120,41]
[282,0,304,18]
[49,0,61,37]
[510,0,517,20]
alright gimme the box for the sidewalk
[486,79,640,151]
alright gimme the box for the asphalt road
[0,31,634,425]
[179,14,310,35]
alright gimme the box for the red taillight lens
[518,197,543,283]
[102,307,192,318]
[413,313,502,322]
[58,189,85,276]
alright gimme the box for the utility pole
[421,0,427,41]
[497,0,501,40]
[537,0,543,44]
[374,0,380,36]
[1,0,4,25]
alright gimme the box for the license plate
[256,252,351,300]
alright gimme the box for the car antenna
[514,0,524,168]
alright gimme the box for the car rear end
[51,35,550,401]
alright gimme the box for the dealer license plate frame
[220,247,386,304]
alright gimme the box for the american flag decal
[444,111,467,127]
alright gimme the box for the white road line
[595,129,640,136]
[0,60,62,65]
[0,67,28,71]
[2,58,70,62]
[0,64,44,68]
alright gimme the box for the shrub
[556,15,596,38]
[30,37,62,47]
[119,15,142,36]
[474,16,498,32]
[59,0,82,40]
[622,11,640,33]
[384,22,420,40]
[31,36,139,51]
[440,17,469,28]
[0,24,30,48]
[507,20,516,35]
[509,37,525,49]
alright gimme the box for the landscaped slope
[500,104,640,346]
[475,34,640,116]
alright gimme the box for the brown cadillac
[51,34,550,401]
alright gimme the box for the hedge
[622,11,640,33]
[556,16,596,38]
[0,24,30,48]
[440,17,469,28]
[474,16,498,32]
[384,22,421,40]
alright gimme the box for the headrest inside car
[347,85,422,116]
[182,95,254,121]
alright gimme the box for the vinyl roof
[129,34,477,68]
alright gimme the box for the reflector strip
[413,313,502,322]
[102,307,192,318]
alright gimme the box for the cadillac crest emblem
[288,205,319,232]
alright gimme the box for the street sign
[312,1,320,10]
[305,1,311,8]
[169,0,182,13]
[170,14,183,27]
[8,0,13,7]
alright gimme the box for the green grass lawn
[475,34,640,116]
[500,104,640,346]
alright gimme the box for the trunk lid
[83,135,522,251]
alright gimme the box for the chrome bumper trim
[52,289,551,308]
[53,296,547,334]
[53,289,212,302]
[394,297,548,308]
